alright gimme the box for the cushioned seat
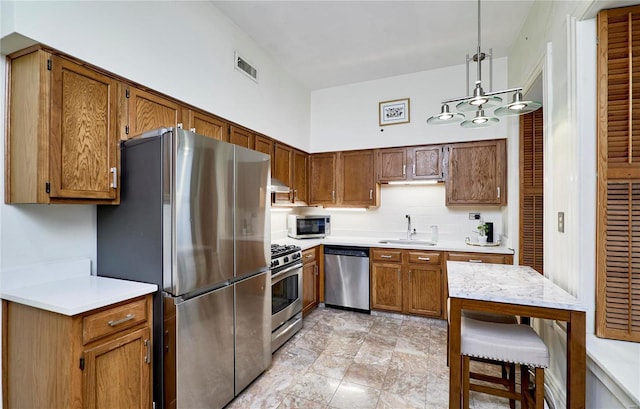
[460,316,549,409]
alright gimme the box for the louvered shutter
[520,109,544,274]
[597,6,640,341]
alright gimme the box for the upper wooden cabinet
[292,149,309,204]
[254,134,273,156]
[377,146,443,183]
[229,126,254,149]
[6,49,119,204]
[310,150,378,207]
[185,109,228,141]
[125,86,182,138]
[340,150,378,206]
[445,139,507,206]
[272,143,309,205]
[309,152,338,205]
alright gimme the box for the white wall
[310,58,510,152]
[0,2,311,407]
[272,185,504,244]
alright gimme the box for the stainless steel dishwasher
[324,246,370,312]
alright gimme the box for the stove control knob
[284,256,289,263]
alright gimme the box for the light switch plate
[558,212,565,233]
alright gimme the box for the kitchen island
[447,261,586,409]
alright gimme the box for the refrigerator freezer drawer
[175,286,234,409]
[235,271,272,393]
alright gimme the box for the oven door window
[272,273,299,315]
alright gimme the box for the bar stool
[461,316,549,409]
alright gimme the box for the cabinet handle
[413,164,416,175]
[468,259,483,263]
[190,127,196,132]
[418,257,430,261]
[110,167,117,189]
[144,339,151,364]
[402,165,406,176]
[398,271,401,280]
[497,187,501,199]
[380,255,392,259]
[108,313,135,327]
[332,190,335,201]
[294,189,298,201]
[315,265,318,276]
[305,254,313,259]
[369,189,373,200]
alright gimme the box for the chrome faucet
[406,215,416,240]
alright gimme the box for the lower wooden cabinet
[370,248,443,318]
[302,247,320,316]
[447,252,513,265]
[2,295,153,409]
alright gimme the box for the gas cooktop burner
[270,244,302,271]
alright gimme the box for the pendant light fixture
[426,0,541,128]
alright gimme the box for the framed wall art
[379,98,410,126]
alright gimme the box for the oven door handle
[272,262,303,283]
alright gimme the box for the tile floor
[226,307,521,409]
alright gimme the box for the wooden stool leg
[462,356,470,409]
[521,364,530,409]
[508,362,516,409]
[535,367,545,409]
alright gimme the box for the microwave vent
[235,51,258,82]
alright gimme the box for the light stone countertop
[273,235,514,254]
[1,276,157,316]
[446,261,585,311]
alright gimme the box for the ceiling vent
[235,51,258,82]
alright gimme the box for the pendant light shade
[460,108,499,128]
[427,104,465,125]
[426,0,541,128]
[494,91,542,116]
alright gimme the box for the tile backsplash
[271,184,503,243]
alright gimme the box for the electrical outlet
[468,213,481,220]
[558,212,565,233]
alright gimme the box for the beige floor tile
[328,381,380,409]
[289,372,341,404]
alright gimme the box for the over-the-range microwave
[287,215,331,239]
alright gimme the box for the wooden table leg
[449,297,462,409]
[566,310,586,409]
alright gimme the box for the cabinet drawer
[407,251,440,265]
[447,252,510,265]
[83,298,148,344]
[371,248,402,262]
[302,248,317,263]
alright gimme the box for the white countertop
[1,276,157,316]
[273,235,514,254]
[446,261,585,311]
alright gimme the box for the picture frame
[379,98,410,126]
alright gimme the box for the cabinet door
[371,262,403,312]
[229,126,254,149]
[83,327,151,409]
[404,266,442,317]
[49,55,118,200]
[309,153,337,205]
[410,146,442,180]
[292,149,308,204]
[127,86,182,137]
[445,139,507,205]
[378,148,407,182]
[447,252,512,264]
[302,259,318,316]
[187,110,228,141]
[273,143,293,203]
[341,150,377,206]
[254,134,273,156]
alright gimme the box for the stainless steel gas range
[270,244,303,352]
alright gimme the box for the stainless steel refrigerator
[97,128,271,409]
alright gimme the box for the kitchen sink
[378,239,436,246]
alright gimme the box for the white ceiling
[212,0,536,90]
